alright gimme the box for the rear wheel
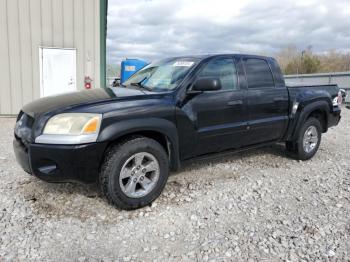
[99,137,169,210]
[286,117,322,160]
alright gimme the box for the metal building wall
[0,0,103,115]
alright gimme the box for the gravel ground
[0,108,349,261]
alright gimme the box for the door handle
[227,100,243,106]
[274,97,284,102]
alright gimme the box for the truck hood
[21,87,147,118]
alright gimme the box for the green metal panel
[100,0,107,88]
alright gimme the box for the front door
[182,57,248,156]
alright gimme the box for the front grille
[14,112,34,144]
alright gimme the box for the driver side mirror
[192,77,222,92]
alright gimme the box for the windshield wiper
[130,77,152,91]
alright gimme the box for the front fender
[97,118,180,170]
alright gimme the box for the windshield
[123,58,198,91]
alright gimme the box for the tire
[285,141,296,153]
[99,136,169,210]
[286,117,322,160]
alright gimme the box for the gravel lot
[0,108,349,261]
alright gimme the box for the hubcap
[303,126,318,153]
[119,152,160,198]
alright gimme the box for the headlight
[43,113,101,135]
[36,113,102,144]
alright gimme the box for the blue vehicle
[120,59,148,83]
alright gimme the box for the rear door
[243,57,289,145]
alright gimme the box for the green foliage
[276,46,350,75]
[283,54,320,75]
[284,58,299,75]
[300,54,321,74]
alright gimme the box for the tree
[275,45,299,74]
[276,45,350,74]
[300,54,320,74]
[277,46,321,74]
[318,50,350,73]
[284,58,299,75]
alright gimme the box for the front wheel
[286,117,322,160]
[99,137,169,210]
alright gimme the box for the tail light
[338,90,343,105]
[333,91,343,106]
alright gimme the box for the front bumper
[13,138,107,183]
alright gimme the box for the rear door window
[243,58,275,89]
[269,58,285,88]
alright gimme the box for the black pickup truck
[14,54,342,210]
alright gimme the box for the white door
[40,47,76,97]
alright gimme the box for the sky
[106,0,350,65]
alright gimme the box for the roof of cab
[169,53,274,61]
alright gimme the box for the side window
[244,58,275,89]
[198,58,238,90]
[269,58,285,88]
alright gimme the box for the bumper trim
[35,133,99,145]
[13,139,32,174]
[13,139,108,183]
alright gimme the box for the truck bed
[286,83,337,88]
[287,83,339,102]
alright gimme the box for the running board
[181,141,278,166]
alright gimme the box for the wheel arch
[308,109,327,132]
[291,100,330,140]
[98,118,180,170]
